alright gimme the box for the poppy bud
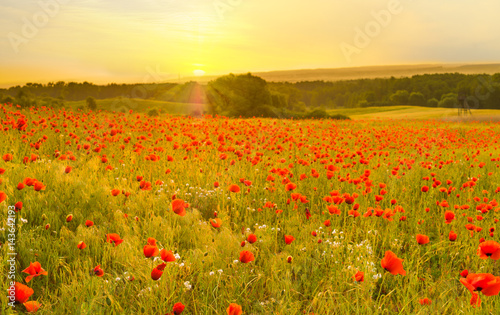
[66,214,73,222]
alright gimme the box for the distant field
[179,63,500,83]
[66,98,205,115]
[65,99,500,121]
[329,106,500,121]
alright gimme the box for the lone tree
[86,96,97,110]
[206,73,275,117]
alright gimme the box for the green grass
[66,98,206,115]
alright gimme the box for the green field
[66,98,500,122]
[328,106,500,121]
[66,98,204,115]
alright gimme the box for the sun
[193,69,205,77]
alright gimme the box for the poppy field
[2,103,500,314]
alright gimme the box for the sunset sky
[1,0,500,87]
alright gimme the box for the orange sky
[1,0,500,87]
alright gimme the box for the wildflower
[93,265,104,277]
[106,233,124,246]
[239,250,255,263]
[381,251,406,276]
[160,249,176,262]
[172,199,188,216]
[22,262,48,283]
[284,235,295,245]
[227,303,242,315]
[77,241,87,249]
[11,282,33,303]
[353,271,364,282]
[416,234,430,245]
[477,241,500,260]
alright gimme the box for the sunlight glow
[193,69,206,77]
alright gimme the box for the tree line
[2,72,500,117]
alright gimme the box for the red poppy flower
[239,250,255,263]
[0,191,6,203]
[106,233,124,246]
[444,211,455,224]
[247,234,257,244]
[210,218,222,228]
[77,241,86,249]
[228,184,240,193]
[160,249,176,262]
[33,181,46,191]
[3,153,13,162]
[460,273,500,298]
[381,251,406,276]
[172,302,185,315]
[151,263,166,280]
[85,220,94,227]
[416,234,429,245]
[24,178,35,186]
[284,235,295,245]
[23,300,42,313]
[449,231,457,241]
[93,265,104,277]
[419,298,431,305]
[477,241,500,260]
[15,201,23,211]
[139,180,152,190]
[11,282,33,303]
[353,271,364,282]
[227,303,242,315]
[327,205,341,215]
[144,238,160,258]
[172,199,188,216]
[285,183,297,191]
[470,293,480,307]
[22,262,48,283]
[65,166,72,173]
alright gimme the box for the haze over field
[1,0,500,87]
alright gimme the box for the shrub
[148,109,159,116]
[427,98,438,107]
